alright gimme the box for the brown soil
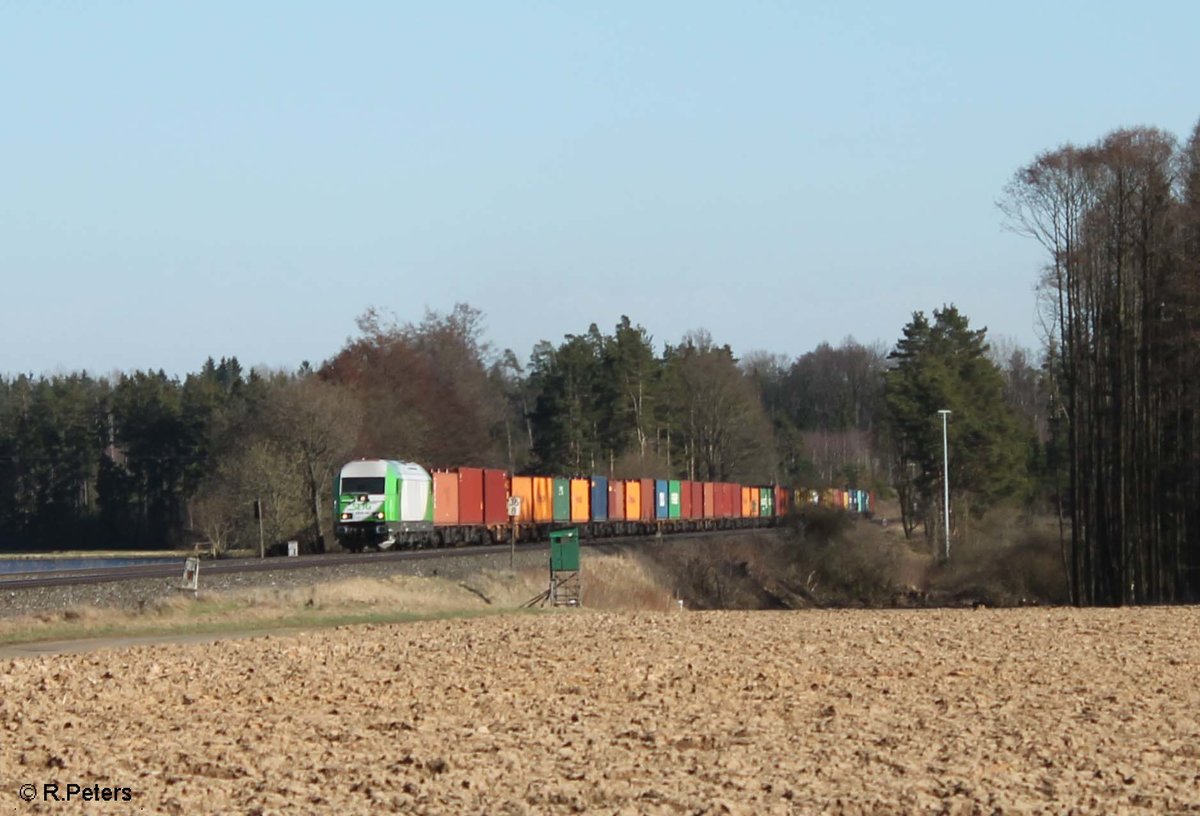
[3,606,1198,814]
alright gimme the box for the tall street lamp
[938,409,951,561]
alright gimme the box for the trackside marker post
[507,496,522,569]
[176,557,199,594]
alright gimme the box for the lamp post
[937,410,951,561]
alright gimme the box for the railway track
[0,527,775,591]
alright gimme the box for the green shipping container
[553,478,571,522]
[550,528,580,571]
[668,480,682,519]
[759,487,773,517]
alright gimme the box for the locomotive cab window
[340,477,385,495]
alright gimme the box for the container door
[553,478,571,522]
[458,468,484,524]
[570,478,590,523]
[433,471,459,525]
[591,477,608,522]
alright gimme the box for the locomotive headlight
[358,494,368,502]
[375,511,385,519]
[340,512,351,520]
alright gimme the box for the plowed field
[3,607,1198,814]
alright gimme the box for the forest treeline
[3,117,1196,608]
[0,303,1042,555]
[1002,120,1200,604]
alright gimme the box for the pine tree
[884,306,1027,548]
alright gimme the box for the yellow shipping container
[532,476,555,523]
[625,479,641,521]
[570,478,590,523]
[509,476,535,523]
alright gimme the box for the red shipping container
[608,480,625,521]
[702,482,715,518]
[690,481,703,520]
[483,469,508,524]
[728,484,742,518]
[457,467,484,524]
[639,478,655,521]
[433,471,459,525]
[680,480,693,519]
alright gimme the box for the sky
[2,1,1197,378]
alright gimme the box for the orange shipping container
[532,476,554,523]
[570,478,590,523]
[741,486,755,517]
[433,471,459,525]
[625,479,641,521]
[702,482,715,518]
[510,476,535,523]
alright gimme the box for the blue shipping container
[590,477,608,522]
[655,479,669,519]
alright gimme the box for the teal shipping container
[553,478,571,522]
[654,480,669,520]
[668,480,681,519]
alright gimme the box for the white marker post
[507,495,522,569]
[178,557,199,594]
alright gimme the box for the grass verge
[0,569,554,648]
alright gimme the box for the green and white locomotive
[334,459,433,551]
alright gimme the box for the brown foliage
[322,305,506,467]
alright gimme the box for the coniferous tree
[884,306,1027,548]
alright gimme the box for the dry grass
[0,519,1073,648]
[581,553,679,611]
[0,569,547,646]
[0,557,673,646]
[928,508,1069,605]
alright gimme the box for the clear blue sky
[3,1,1197,377]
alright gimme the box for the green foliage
[660,331,775,482]
[523,321,774,482]
[793,504,852,543]
[0,374,110,546]
[884,306,1028,540]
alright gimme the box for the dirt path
[2,606,1198,814]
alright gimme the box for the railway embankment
[0,511,1068,650]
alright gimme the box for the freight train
[334,459,873,552]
